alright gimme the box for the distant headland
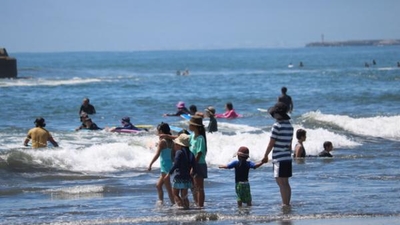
[306,39,400,47]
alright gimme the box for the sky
[1,0,400,53]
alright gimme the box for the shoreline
[289,216,400,225]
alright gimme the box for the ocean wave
[0,77,105,87]
[303,111,400,140]
[0,121,360,173]
[45,185,105,195]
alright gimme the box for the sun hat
[237,146,249,158]
[176,101,185,109]
[188,116,204,127]
[268,102,291,120]
[173,133,190,147]
[205,106,216,116]
[121,116,130,123]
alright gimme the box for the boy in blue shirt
[219,146,264,207]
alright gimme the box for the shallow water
[1,47,400,224]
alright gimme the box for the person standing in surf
[262,102,294,206]
[79,97,96,115]
[148,122,175,205]
[164,133,197,209]
[277,87,293,113]
[24,117,59,148]
[204,106,218,133]
[293,129,307,158]
[219,146,264,207]
[319,141,334,157]
[188,116,207,207]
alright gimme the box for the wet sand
[289,216,400,225]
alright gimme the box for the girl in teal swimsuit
[148,122,175,205]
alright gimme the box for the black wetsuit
[318,150,333,157]
[278,94,293,113]
[166,107,190,116]
[79,104,96,115]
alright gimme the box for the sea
[1,46,400,225]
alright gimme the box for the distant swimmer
[108,116,142,132]
[299,61,304,67]
[76,118,102,131]
[182,69,189,76]
[372,59,376,65]
[189,105,198,116]
[215,102,241,119]
[163,101,191,117]
[176,69,190,76]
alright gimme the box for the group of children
[148,116,208,209]
[147,100,335,209]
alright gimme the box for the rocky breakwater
[306,39,400,47]
[0,48,17,78]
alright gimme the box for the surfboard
[169,126,184,133]
[180,114,191,121]
[115,129,142,134]
[257,108,269,112]
[169,125,192,134]
[136,124,153,129]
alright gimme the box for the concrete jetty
[0,48,17,78]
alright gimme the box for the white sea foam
[0,77,104,87]
[304,111,400,140]
[45,185,104,194]
[377,67,397,71]
[15,122,358,173]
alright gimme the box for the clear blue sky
[1,0,399,52]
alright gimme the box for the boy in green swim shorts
[219,146,264,207]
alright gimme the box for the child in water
[164,133,197,209]
[204,106,218,133]
[219,146,264,207]
[319,141,334,157]
[215,102,241,119]
[293,129,306,158]
[148,122,175,205]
